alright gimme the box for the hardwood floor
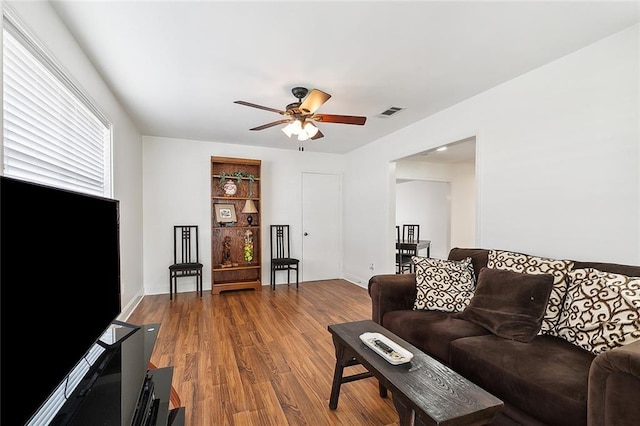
[127,280,400,425]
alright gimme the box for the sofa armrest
[367,273,417,325]
[588,340,640,426]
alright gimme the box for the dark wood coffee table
[328,320,503,425]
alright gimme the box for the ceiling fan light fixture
[297,131,310,141]
[303,121,319,138]
[291,119,303,135]
[235,87,366,147]
[283,119,308,139]
[282,123,295,138]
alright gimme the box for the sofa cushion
[487,249,574,335]
[588,340,640,426]
[412,256,476,312]
[555,268,640,355]
[455,267,554,342]
[382,309,490,364]
[450,334,594,426]
[448,247,490,280]
[573,260,640,277]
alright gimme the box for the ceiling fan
[234,87,367,142]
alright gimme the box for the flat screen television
[0,176,122,425]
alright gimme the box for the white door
[301,172,341,281]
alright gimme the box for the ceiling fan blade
[299,89,331,114]
[313,114,367,126]
[234,100,286,115]
[249,119,291,131]
[310,129,324,140]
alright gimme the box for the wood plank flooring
[127,280,400,425]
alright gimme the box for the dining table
[396,239,431,258]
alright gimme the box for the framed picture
[214,203,237,223]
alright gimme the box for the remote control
[373,339,394,354]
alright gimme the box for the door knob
[304,232,309,236]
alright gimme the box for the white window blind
[2,11,112,197]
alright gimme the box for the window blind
[2,11,112,197]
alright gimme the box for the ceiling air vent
[378,106,405,118]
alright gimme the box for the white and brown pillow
[412,256,476,312]
[555,268,640,355]
[488,249,574,335]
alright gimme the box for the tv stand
[24,321,184,425]
[138,323,185,425]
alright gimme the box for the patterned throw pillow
[412,256,476,312]
[487,249,574,335]
[555,268,640,355]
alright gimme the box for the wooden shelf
[212,264,260,272]
[212,225,260,230]
[212,196,260,201]
[212,174,261,181]
[211,156,262,294]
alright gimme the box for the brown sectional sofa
[368,248,640,425]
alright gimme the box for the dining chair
[270,225,300,289]
[402,224,420,242]
[396,225,414,274]
[168,225,203,299]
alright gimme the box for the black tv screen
[0,176,121,425]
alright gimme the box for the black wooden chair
[396,225,414,274]
[168,225,203,299]
[402,224,420,243]
[270,225,299,290]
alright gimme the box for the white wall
[5,1,145,317]
[395,158,476,259]
[344,24,639,286]
[142,136,345,295]
[396,180,450,259]
[450,162,476,249]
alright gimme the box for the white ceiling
[405,136,477,164]
[48,1,640,154]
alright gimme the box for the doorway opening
[394,137,476,259]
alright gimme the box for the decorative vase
[243,230,254,263]
[223,179,237,196]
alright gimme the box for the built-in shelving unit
[210,156,262,294]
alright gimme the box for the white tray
[359,332,414,365]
